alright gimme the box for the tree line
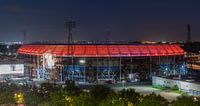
[0,82,200,106]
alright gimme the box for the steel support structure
[120,57,122,82]
[84,57,86,83]
[96,57,99,82]
[66,21,76,81]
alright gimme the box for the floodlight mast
[187,24,191,43]
[22,29,27,44]
[106,30,110,44]
[65,21,76,80]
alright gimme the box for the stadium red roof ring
[18,44,184,57]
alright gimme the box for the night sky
[1,0,200,42]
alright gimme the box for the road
[111,85,181,102]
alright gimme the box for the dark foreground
[0,82,199,106]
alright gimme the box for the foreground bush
[171,96,199,106]
[138,93,168,106]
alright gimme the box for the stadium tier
[18,44,184,57]
[17,44,185,82]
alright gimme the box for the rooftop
[18,44,184,57]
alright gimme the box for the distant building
[0,43,21,56]
[153,76,200,96]
[0,64,24,81]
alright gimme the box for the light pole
[65,21,76,80]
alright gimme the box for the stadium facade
[18,44,185,83]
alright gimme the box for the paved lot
[111,85,181,101]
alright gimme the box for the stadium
[17,44,185,83]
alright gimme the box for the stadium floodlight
[79,59,85,64]
[6,45,9,49]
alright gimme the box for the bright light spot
[65,96,73,103]
[17,94,21,98]
[44,53,55,68]
[14,92,24,104]
[79,59,85,64]
[6,45,9,49]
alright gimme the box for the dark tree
[90,85,114,101]
[118,88,141,105]
[63,81,81,96]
